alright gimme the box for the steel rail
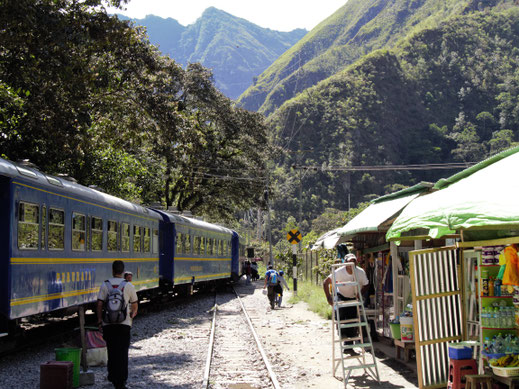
[202,294,217,388]
[232,286,281,389]
[203,287,281,389]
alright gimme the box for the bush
[288,280,332,320]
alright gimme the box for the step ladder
[331,262,380,387]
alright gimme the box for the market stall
[334,182,435,340]
[386,146,519,389]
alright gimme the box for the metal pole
[310,250,313,285]
[267,192,273,268]
[292,245,297,295]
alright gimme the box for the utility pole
[265,182,273,268]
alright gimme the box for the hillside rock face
[118,8,306,100]
[237,0,514,114]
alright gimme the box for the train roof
[152,209,235,236]
[0,157,160,220]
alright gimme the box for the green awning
[338,183,432,237]
[386,146,519,241]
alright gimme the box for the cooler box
[448,342,474,360]
[40,361,73,389]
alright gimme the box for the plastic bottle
[484,337,491,354]
[493,307,500,328]
[495,333,504,354]
[499,306,506,328]
[495,278,502,296]
[481,307,488,327]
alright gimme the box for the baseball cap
[344,254,356,262]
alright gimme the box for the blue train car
[156,211,240,286]
[0,159,161,326]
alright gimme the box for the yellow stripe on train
[174,273,231,282]
[10,257,158,264]
[10,279,160,306]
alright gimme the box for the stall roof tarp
[386,146,519,241]
[311,228,344,250]
[338,192,421,237]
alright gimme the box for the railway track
[0,287,210,358]
[203,287,280,389]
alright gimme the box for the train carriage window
[133,225,142,252]
[18,202,39,250]
[91,217,103,251]
[176,232,182,255]
[152,229,158,254]
[121,223,130,252]
[48,208,65,250]
[221,240,225,256]
[226,240,231,256]
[200,236,206,255]
[143,227,151,252]
[194,236,201,255]
[207,238,213,255]
[72,213,86,251]
[41,206,47,250]
[186,233,192,254]
[107,221,118,252]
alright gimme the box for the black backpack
[102,280,127,324]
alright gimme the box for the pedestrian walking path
[235,280,418,389]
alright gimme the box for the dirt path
[236,280,418,389]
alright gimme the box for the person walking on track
[97,260,138,389]
[263,265,280,309]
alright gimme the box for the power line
[291,162,477,172]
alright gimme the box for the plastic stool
[464,374,492,389]
[447,359,478,389]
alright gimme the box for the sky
[109,0,348,31]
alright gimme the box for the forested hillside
[119,8,306,99]
[238,0,517,114]
[267,7,519,237]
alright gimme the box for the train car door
[0,176,11,332]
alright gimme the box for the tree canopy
[0,0,270,220]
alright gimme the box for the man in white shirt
[97,260,138,389]
[323,254,369,351]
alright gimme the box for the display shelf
[481,327,517,330]
[481,296,513,299]
[481,264,501,267]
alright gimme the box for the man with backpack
[96,260,138,389]
[263,265,279,309]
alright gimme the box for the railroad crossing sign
[286,229,302,244]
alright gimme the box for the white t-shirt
[97,277,138,327]
[331,265,369,298]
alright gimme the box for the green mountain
[119,8,306,99]
[266,5,519,230]
[238,0,515,114]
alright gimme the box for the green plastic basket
[55,347,81,387]
[390,322,401,340]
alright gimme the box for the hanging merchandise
[503,244,519,286]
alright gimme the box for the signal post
[286,229,302,295]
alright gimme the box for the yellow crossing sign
[286,229,302,244]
